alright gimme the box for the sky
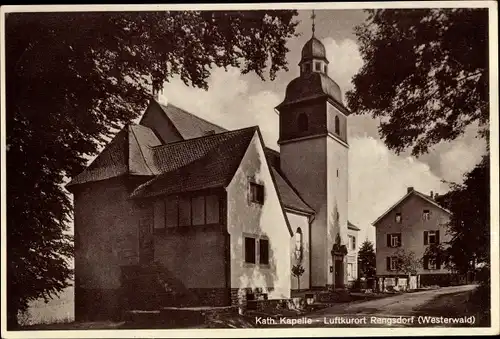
[154,9,487,244]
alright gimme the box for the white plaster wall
[375,194,452,276]
[288,212,311,290]
[227,131,291,299]
[280,138,328,287]
[326,134,349,285]
[347,228,359,282]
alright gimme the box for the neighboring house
[373,187,453,289]
[67,31,357,321]
[347,221,360,285]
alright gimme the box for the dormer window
[298,113,308,132]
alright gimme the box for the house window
[302,63,311,73]
[387,233,401,248]
[348,235,356,250]
[245,237,256,264]
[294,227,303,261]
[165,197,178,228]
[422,209,430,221]
[250,182,265,204]
[387,256,398,271]
[298,113,308,132]
[347,263,354,280]
[428,258,437,270]
[315,61,321,71]
[334,116,340,135]
[395,212,402,223]
[259,239,269,265]
[424,230,439,245]
[423,255,441,270]
[324,64,328,73]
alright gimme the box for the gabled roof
[348,221,360,231]
[67,124,162,188]
[372,189,451,226]
[157,103,227,139]
[130,127,257,198]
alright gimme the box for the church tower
[276,15,350,289]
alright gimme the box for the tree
[5,10,298,328]
[347,8,489,156]
[393,249,421,289]
[434,155,490,278]
[291,264,305,292]
[358,240,376,279]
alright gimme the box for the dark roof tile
[131,127,257,198]
[158,103,227,139]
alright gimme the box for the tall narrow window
[395,212,402,223]
[315,61,321,71]
[298,113,308,132]
[245,237,256,264]
[259,239,269,265]
[334,115,340,135]
[294,228,303,261]
[250,183,264,204]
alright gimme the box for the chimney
[430,191,434,199]
[407,187,414,194]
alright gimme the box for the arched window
[334,115,340,135]
[298,113,308,132]
[294,227,303,262]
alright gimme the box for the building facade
[373,187,453,290]
[68,31,356,320]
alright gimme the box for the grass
[18,286,75,326]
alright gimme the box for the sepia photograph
[1,2,498,337]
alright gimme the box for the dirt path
[311,285,478,317]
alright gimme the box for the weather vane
[311,9,316,36]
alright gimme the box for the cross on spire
[311,10,316,36]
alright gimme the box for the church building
[67,27,358,320]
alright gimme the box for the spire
[311,10,316,37]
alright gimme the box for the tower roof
[276,72,346,111]
[300,36,328,64]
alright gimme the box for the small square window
[245,237,256,264]
[259,239,269,265]
[250,183,264,204]
[395,213,402,223]
[423,210,430,221]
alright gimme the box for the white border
[1,2,499,338]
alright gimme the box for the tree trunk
[298,277,300,292]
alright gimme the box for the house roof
[158,103,227,139]
[348,221,360,231]
[67,124,162,187]
[372,189,451,226]
[68,99,317,219]
[130,127,257,198]
[271,167,315,215]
